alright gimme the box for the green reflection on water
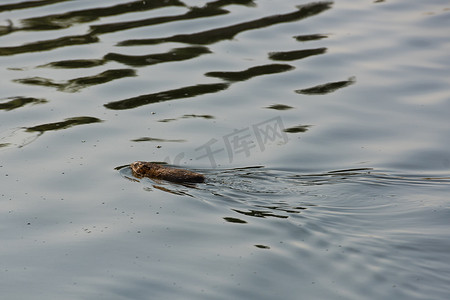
[0,0,70,13]
[266,104,294,110]
[89,5,228,35]
[104,83,229,110]
[104,46,211,67]
[205,64,294,82]
[20,0,185,31]
[283,125,312,133]
[294,33,328,42]
[296,77,356,95]
[0,96,47,111]
[269,47,327,61]
[26,116,102,133]
[14,69,136,92]
[39,59,105,69]
[131,137,186,143]
[0,34,98,56]
[89,1,257,35]
[118,2,333,46]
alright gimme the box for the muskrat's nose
[130,161,144,172]
[131,161,143,167]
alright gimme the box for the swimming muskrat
[130,161,205,183]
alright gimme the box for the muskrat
[130,161,205,183]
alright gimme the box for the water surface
[1,0,449,299]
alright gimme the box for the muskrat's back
[130,161,205,183]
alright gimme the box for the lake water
[1,0,450,299]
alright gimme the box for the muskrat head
[130,161,151,174]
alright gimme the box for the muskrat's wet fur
[131,161,205,183]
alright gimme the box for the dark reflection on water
[19,0,185,31]
[283,124,311,133]
[104,46,211,67]
[233,208,289,219]
[131,137,186,143]
[39,59,105,69]
[205,63,294,82]
[223,216,247,224]
[254,244,270,249]
[231,199,310,220]
[0,96,47,111]
[266,104,293,110]
[35,46,211,69]
[118,2,332,46]
[0,0,275,55]
[269,47,327,61]
[0,0,70,13]
[265,104,293,110]
[104,83,229,110]
[88,1,259,36]
[151,184,196,197]
[25,116,102,133]
[13,76,61,89]
[0,19,13,36]
[296,76,356,95]
[89,4,229,35]
[158,114,215,122]
[14,69,136,92]
[0,1,334,114]
[0,34,98,56]
[294,33,328,41]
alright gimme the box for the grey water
[1,0,450,299]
